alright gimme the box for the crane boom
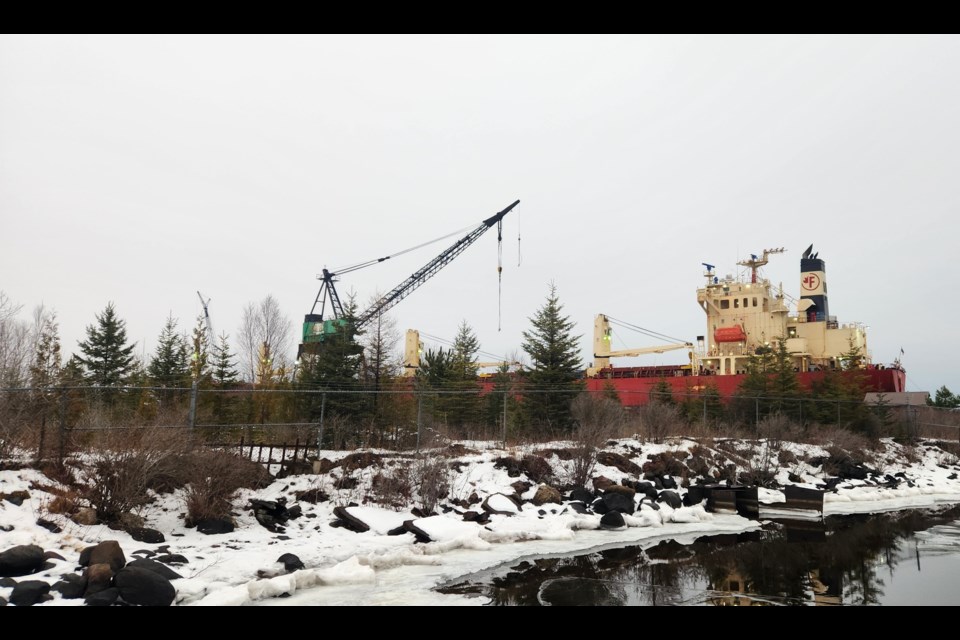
[300,199,519,357]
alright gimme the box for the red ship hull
[584,366,906,407]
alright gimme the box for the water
[439,505,960,606]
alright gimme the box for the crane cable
[497,218,503,331]
[331,222,476,275]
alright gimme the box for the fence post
[188,380,198,428]
[317,392,327,457]
[702,397,707,428]
[755,397,760,435]
[837,399,841,426]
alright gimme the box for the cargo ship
[583,245,905,406]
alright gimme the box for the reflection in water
[438,505,960,606]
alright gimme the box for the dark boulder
[129,528,165,544]
[332,506,370,533]
[127,559,183,581]
[0,544,45,577]
[592,476,616,492]
[294,488,329,504]
[590,498,609,514]
[79,540,126,573]
[683,485,705,507]
[601,487,636,515]
[250,498,291,533]
[568,487,594,504]
[600,511,626,530]
[0,577,17,587]
[567,501,589,515]
[531,485,562,506]
[155,554,189,566]
[277,553,304,573]
[84,587,119,607]
[0,596,5,606]
[285,505,302,520]
[52,573,87,599]
[196,518,234,535]
[661,476,677,490]
[10,580,51,606]
[84,563,115,596]
[510,480,533,496]
[114,566,176,607]
[1,490,29,506]
[658,490,682,509]
[402,520,432,544]
[43,551,66,562]
[36,518,62,533]
[481,493,521,516]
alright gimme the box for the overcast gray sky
[1,35,957,393]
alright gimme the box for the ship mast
[737,247,785,283]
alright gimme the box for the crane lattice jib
[354,199,519,330]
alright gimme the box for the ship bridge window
[752,297,757,307]
[743,298,748,308]
[734,299,740,309]
[720,299,729,310]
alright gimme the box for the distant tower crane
[299,199,520,359]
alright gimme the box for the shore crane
[299,200,520,359]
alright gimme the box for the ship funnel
[799,245,829,322]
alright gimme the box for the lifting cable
[497,218,503,331]
[331,222,476,275]
[606,316,689,345]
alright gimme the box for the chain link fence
[2,384,957,467]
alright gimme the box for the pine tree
[930,385,959,409]
[770,339,801,418]
[451,320,480,381]
[521,283,583,432]
[190,314,211,384]
[649,379,674,405]
[30,311,61,389]
[148,315,190,388]
[211,332,239,386]
[299,297,365,421]
[77,302,136,390]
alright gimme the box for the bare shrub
[183,449,268,525]
[410,453,450,514]
[81,428,194,524]
[636,401,683,444]
[566,393,624,488]
[757,413,801,448]
[370,466,413,510]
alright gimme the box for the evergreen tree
[930,385,960,408]
[190,314,211,384]
[148,315,190,388]
[30,311,61,389]
[451,320,480,381]
[299,297,365,422]
[770,339,801,418]
[76,302,136,390]
[521,283,583,432]
[211,332,239,386]
[649,379,675,405]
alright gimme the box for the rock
[600,511,626,530]
[481,493,521,516]
[661,476,677,490]
[568,487,594,503]
[531,485,562,506]
[510,480,533,496]
[402,520,433,543]
[71,508,98,526]
[1,490,30,506]
[0,596,5,606]
[132,549,156,558]
[0,525,12,532]
[591,498,609,514]
[277,553,304,573]
[332,506,370,533]
[461,511,490,524]
[642,485,659,501]
[129,528,165,544]
[84,587,119,607]
[0,577,17,587]
[126,559,183,581]
[43,551,66,562]
[285,505,302,520]
[294,488,329,504]
[788,472,803,483]
[10,580,51,606]
[567,501,589,514]
[196,518,234,535]
[114,567,176,606]
[53,574,87,599]
[35,517,62,534]
[601,489,635,515]
[658,490,682,509]
[596,451,642,475]
[592,476,616,492]
[155,554,189,566]
[0,544,45,577]
[683,485,705,506]
[79,541,126,573]
[641,499,660,511]
[250,498,291,533]
[949,473,958,481]
[84,563,115,596]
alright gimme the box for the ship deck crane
[401,328,521,377]
[588,313,695,376]
[300,199,520,358]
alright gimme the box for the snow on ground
[1,436,959,606]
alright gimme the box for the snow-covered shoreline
[2,436,959,606]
